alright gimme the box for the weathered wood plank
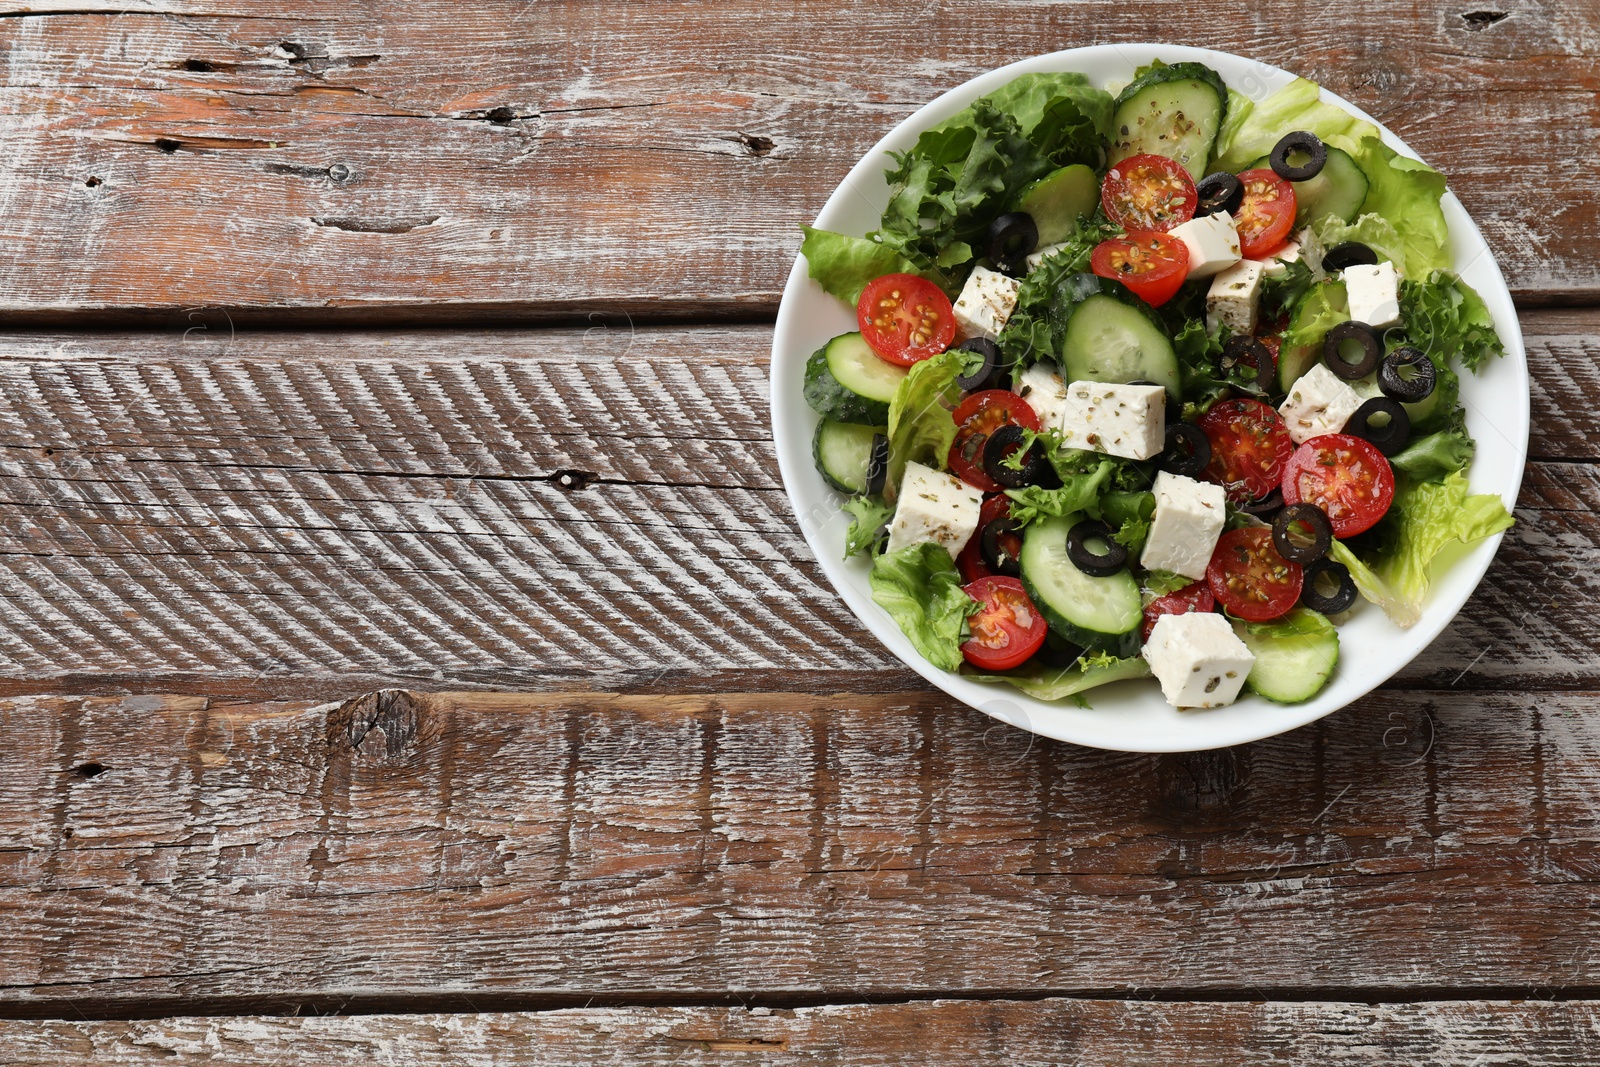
[0,314,1588,692]
[4,1000,1600,1064]
[2,688,1599,1010]
[0,2,1593,320]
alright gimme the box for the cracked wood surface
[4,1000,1600,1064]
[0,1,1594,321]
[1,687,1598,1012]
[0,311,1590,695]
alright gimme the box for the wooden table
[1,2,1597,1061]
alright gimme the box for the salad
[796,59,1515,711]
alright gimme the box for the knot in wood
[327,689,434,764]
[1152,749,1248,824]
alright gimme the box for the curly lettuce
[869,542,975,671]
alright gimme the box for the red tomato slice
[1207,527,1303,623]
[1234,169,1297,259]
[856,273,957,366]
[1281,433,1396,538]
[1101,153,1197,233]
[961,576,1048,671]
[957,494,1015,584]
[948,390,1042,493]
[1091,231,1190,307]
[1199,398,1295,505]
[1142,581,1217,642]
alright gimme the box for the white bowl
[770,44,1528,752]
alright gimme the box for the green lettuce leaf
[1142,570,1194,597]
[1103,490,1156,554]
[841,495,893,558]
[997,225,1111,369]
[799,225,928,306]
[966,651,1152,704]
[885,350,964,499]
[1003,459,1118,526]
[869,542,976,671]
[1309,213,1406,275]
[1398,271,1505,373]
[1211,77,1378,173]
[1387,429,1475,483]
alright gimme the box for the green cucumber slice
[1019,513,1142,657]
[1059,290,1181,400]
[812,418,884,495]
[1279,281,1349,393]
[802,332,906,425]
[1015,164,1099,245]
[1231,607,1340,704]
[1109,62,1228,180]
[1247,146,1369,225]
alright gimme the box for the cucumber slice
[1231,607,1340,704]
[1015,164,1099,245]
[1109,62,1228,180]
[1019,514,1143,657]
[802,332,907,425]
[812,418,884,495]
[1059,290,1181,400]
[1278,281,1349,393]
[1247,146,1369,225]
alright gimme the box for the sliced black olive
[1239,489,1284,518]
[1323,320,1383,380]
[1346,396,1411,455]
[1271,503,1333,564]
[984,212,1038,276]
[953,337,1004,392]
[1322,242,1378,273]
[1378,346,1436,403]
[983,423,1051,488]
[980,517,1024,578]
[1301,558,1358,614]
[1158,422,1211,478]
[1270,131,1327,182]
[1066,519,1127,577]
[865,433,889,496]
[1195,172,1243,217]
[1221,336,1276,395]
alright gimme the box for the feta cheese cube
[1278,361,1364,444]
[1168,213,1241,279]
[1142,612,1256,709]
[1058,381,1165,461]
[1024,242,1068,272]
[1012,360,1067,431]
[952,266,1021,341]
[1260,239,1302,278]
[1341,261,1401,328]
[1205,258,1265,336]
[886,461,983,559]
[1140,471,1227,581]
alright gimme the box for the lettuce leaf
[1003,459,1118,526]
[966,650,1152,704]
[997,225,1112,369]
[1399,271,1505,373]
[799,225,928,306]
[869,542,975,671]
[885,350,964,499]
[841,495,893,558]
[1387,429,1475,483]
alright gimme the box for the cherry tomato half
[856,273,956,366]
[961,576,1048,671]
[1281,433,1396,538]
[1234,169,1297,259]
[1199,398,1295,506]
[948,389,1042,493]
[1101,153,1197,233]
[958,494,1017,584]
[1207,527,1304,623]
[1142,581,1217,642]
[1091,231,1190,307]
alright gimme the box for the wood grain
[0,312,1588,695]
[0,1,1592,321]
[4,999,1600,1064]
[3,687,1600,1012]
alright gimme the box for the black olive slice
[1346,396,1411,455]
[1323,320,1383,380]
[953,337,1004,392]
[1322,242,1379,273]
[865,433,889,496]
[1240,489,1285,518]
[982,424,1051,488]
[984,212,1039,276]
[1270,131,1327,182]
[1195,172,1243,217]
[1378,346,1436,403]
[979,517,1024,578]
[1301,558,1358,614]
[1271,503,1333,564]
[1158,422,1211,478]
[1066,519,1127,577]
[1221,336,1276,395]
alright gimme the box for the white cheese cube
[1168,213,1241,279]
[1341,262,1401,328]
[1142,612,1256,709]
[1140,471,1227,581]
[1260,239,1302,278]
[1012,360,1067,432]
[1058,381,1165,461]
[1205,258,1265,336]
[1278,361,1364,444]
[1024,242,1068,272]
[952,266,1021,341]
[886,461,983,559]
